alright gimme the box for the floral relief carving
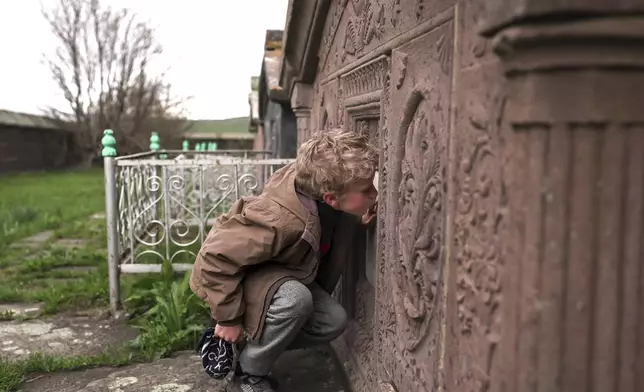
[320,0,349,73]
[454,94,507,391]
[395,54,407,90]
[338,81,345,127]
[357,119,370,137]
[416,0,425,20]
[436,34,452,75]
[375,24,452,391]
[390,0,402,27]
[343,0,386,60]
[392,88,445,352]
[341,56,388,97]
[378,66,390,264]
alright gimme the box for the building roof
[0,109,70,132]
[184,117,254,140]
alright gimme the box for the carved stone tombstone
[329,54,389,392]
[281,0,644,391]
[378,20,453,392]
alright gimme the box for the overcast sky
[0,0,289,120]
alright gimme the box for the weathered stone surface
[9,231,54,249]
[19,348,349,392]
[53,238,88,249]
[0,315,137,361]
[90,212,105,220]
[0,302,44,318]
[51,265,97,273]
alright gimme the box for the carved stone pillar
[484,8,644,392]
[291,82,314,145]
[293,108,312,145]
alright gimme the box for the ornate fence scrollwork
[111,152,293,272]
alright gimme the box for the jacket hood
[261,163,310,223]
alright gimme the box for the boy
[190,129,379,392]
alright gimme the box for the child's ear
[322,192,340,209]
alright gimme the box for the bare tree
[42,0,190,166]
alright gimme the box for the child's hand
[215,324,244,343]
[361,201,378,225]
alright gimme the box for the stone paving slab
[0,303,44,318]
[53,239,88,249]
[19,348,349,392]
[0,315,138,361]
[8,231,54,250]
[50,265,98,273]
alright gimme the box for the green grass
[0,350,136,392]
[0,169,110,314]
[0,246,110,314]
[0,169,211,391]
[0,169,105,250]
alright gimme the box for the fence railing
[101,130,294,313]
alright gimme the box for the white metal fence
[102,145,294,313]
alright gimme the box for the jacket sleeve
[197,199,279,326]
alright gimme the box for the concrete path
[3,226,349,392]
[19,348,349,392]
[0,313,136,361]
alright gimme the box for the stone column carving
[485,9,644,392]
[294,108,312,145]
[291,82,314,145]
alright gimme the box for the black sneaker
[232,365,279,391]
[227,373,277,392]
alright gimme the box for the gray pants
[239,280,348,376]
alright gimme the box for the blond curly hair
[294,129,379,198]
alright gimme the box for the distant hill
[186,117,249,134]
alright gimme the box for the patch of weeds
[54,218,106,245]
[126,260,208,360]
[0,275,108,315]
[0,310,15,321]
[15,247,104,274]
[39,274,110,314]
[0,348,137,392]
[0,239,114,311]
[0,247,35,269]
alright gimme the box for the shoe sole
[225,378,279,392]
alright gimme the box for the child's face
[322,176,378,217]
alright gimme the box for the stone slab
[0,303,44,318]
[53,239,88,249]
[50,265,98,273]
[19,347,349,392]
[0,315,138,361]
[9,231,54,250]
